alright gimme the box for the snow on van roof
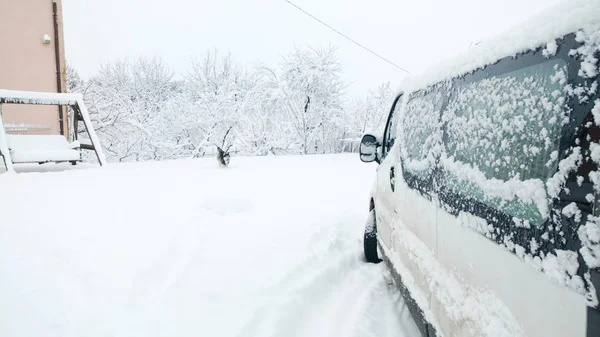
[399,0,600,93]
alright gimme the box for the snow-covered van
[359,1,600,337]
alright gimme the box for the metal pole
[0,104,14,172]
[52,0,64,136]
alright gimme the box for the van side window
[381,95,403,158]
[400,89,444,179]
[441,58,568,226]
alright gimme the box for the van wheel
[364,208,382,263]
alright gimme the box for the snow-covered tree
[68,45,394,163]
[66,61,84,93]
[347,81,395,138]
[234,65,295,155]
[279,45,345,154]
[185,50,250,157]
[82,57,177,162]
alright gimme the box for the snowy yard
[0,154,419,337]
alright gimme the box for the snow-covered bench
[0,89,106,172]
[6,135,81,164]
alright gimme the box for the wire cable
[284,0,410,74]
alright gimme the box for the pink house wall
[0,0,66,135]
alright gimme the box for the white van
[359,1,600,336]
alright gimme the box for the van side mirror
[359,134,380,164]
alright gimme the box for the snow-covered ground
[0,154,420,337]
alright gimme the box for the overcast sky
[63,0,562,98]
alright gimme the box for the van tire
[364,208,382,263]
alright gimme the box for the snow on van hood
[398,0,600,94]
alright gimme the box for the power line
[283,0,410,74]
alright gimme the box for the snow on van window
[442,59,568,225]
[571,26,600,290]
[565,30,599,103]
[572,24,600,79]
[547,147,583,199]
[579,215,600,269]
[542,40,558,58]
[399,86,445,177]
[592,99,600,124]
[541,249,585,292]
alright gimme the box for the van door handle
[390,166,396,192]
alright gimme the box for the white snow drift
[0,154,420,337]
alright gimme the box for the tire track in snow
[235,221,420,337]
